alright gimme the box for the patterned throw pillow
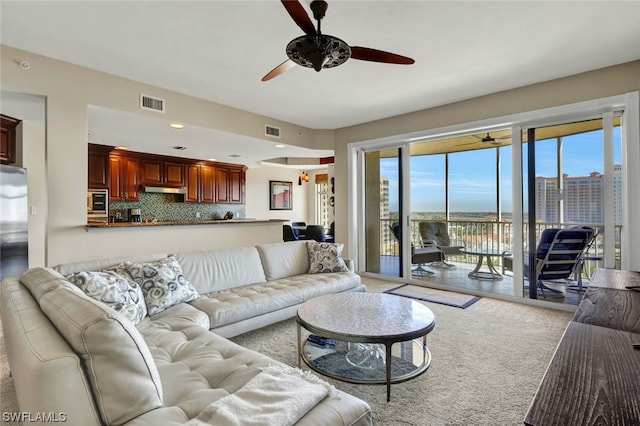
[65,270,147,325]
[125,257,199,316]
[306,241,349,274]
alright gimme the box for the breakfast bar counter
[85,218,286,230]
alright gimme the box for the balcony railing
[380,218,621,271]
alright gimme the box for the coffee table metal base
[296,293,435,402]
[297,325,431,401]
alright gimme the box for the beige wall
[333,60,640,263]
[245,164,309,222]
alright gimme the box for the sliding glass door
[362,148,405,278]
[352,95,634,306]
[520,116,622,298]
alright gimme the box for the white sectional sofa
[1,241,371,425]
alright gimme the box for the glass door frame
[348,92,640,297]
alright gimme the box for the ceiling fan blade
[281,0,316,36]
[350,46,415,65]
[261,59,297,82]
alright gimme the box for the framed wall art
[270,180,292,210]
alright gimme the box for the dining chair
[304,225,326,242]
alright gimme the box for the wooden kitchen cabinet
[140,158,163,185]
[185,163,215,203]
[164,161,185,186]
[109,153,140,201]
[88,147,245,205]
[88,144,111,189]
[215,167,230,203]
[214,166,245,204]
[140,158,185,187]
[229,168,245,204]
[1,114,20,165]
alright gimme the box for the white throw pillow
[306,241,349,274]
[65,270,147,325]
[126,256,199,316]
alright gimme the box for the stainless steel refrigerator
[1,164,28,282]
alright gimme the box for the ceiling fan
[456,132,511,148]
[477,132,511,145]
[262,0,415,81]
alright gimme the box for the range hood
[141,185,186,195]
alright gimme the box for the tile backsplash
[110,192,246,222]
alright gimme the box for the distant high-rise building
[380,178,390,244]
[535,165,621,224]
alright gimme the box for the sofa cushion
[126,257,199,316]
[174,247,266,294]
[191,272,362,329]
[65,270,147,325]
[306,241,349,274]
[36,280,163,425]
[256,241,310,281]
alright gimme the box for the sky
[380,127,622,213]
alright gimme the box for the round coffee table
[296,292,435,401]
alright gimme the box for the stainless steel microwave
[87,189,108,220]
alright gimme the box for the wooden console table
[524,269,640,425]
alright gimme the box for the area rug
[384,284,480,308]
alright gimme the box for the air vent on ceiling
[140,93,166,113]
[265,124,281,138]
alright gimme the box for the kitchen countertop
[85,218,286,229]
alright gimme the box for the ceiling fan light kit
[286,35,351,71]
[262,0,414,81]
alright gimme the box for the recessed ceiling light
[170,123,184,130]
[172,146,187,150]
[207,158,217,162]
[229,154,242,158]
[115,146,128,150]
[275,144,285,148]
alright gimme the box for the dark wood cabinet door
[140,159,162,184]
[185,164,200,203]
[164,161,184,186]
[124,156,140,201]
[1,114,20,164]
[88,145,110,189]
[200,165,215,203]
[229,169,244,204]
[109,155,123,201]
[109,154,140,201]
[215,167,230,203]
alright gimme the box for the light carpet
[0,278,573,425]
[384,284,481,309]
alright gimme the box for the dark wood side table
[525,268,640,425]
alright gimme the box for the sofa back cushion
[256,241,310,281]
[54,254,169,276]
[24,269,164,425]
[175,247,266,294]
[19,267,74,301]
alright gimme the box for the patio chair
[505,227,595,297]
[418,221,464,269]
[391,222,444,277]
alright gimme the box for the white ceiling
[2,1,639,165]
